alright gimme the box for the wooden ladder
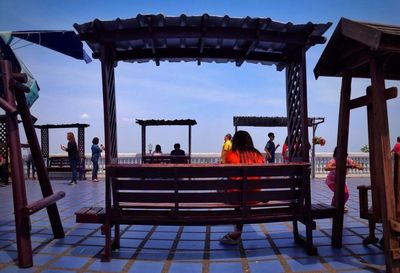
[0,59,65,268]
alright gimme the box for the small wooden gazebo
[135,118,197,162]
[74,14,332,259]
[34,123,89,164]
[314,18,400,272]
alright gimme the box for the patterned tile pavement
[0,177,385,272]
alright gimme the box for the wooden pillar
[298,47,310,162]
[332,71,352,247]
[188,125,192,162]
[141,125,146,163]
[1,60,32,267]
[369,57,400,272]
[100,46,117,262]
[366,86,382,223]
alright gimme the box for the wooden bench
[75,163,336,261]
[47,156,92,180]
[142,155,190,164]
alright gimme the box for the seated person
[152,144,163,156]
[170,143,186,163]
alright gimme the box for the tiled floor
[0,177,385,272]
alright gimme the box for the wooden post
[100,46,117,262]
[188,125,192,162]
[332,71,352,247]
[141,125,146,163]
[1,60,32,267]
[366,86,382,223]
[369,57,400,272]
[298,47,310,163]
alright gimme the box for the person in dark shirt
[170,143,186,163]
[61,132,80,185]
[91,137,105,182]
[264,132,279,163]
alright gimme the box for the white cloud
[80,113,89,119]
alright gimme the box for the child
[91,137,105,182]
[324,147,363,212]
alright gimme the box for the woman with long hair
[61,132,80,185]
[219,130,265,245]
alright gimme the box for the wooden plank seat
[142,155,190,164]
[47,156,92,180]
[75,163,336,262]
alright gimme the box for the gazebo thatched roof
[74,14,331,70]
[314,17,400,80]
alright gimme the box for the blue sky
[1,0,399,154]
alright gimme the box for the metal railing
[79,152,371,177]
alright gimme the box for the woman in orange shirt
[219,130,265,245]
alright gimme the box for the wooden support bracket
[12,73,28,83]
[390,219,400,234]
[349,86,397,110]
[0,97,18,114]
[10,78,30,93]
[392,248,400,261]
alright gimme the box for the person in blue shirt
[91,137,105,182]
[264,132,279,163]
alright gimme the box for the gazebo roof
[74,14,331,70]
[314,17,400,80]
[136,119,197,126]
[34,123,90,129]
[233,116,324,127]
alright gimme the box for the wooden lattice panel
[78,127,85,158]
[0,121,7,158]
[286,58,309,162]
[102,49,118,160]
[40,128,49,158]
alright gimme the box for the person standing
[91,137,105,182]
[324,147,363,212]
[219,130,265,245]
[220,133,232,163]
[61,132,80,185]
[264,132,279,163]
[26,149,36,179]
[392,136,400,155]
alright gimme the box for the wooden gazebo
[136,119,197,163]
[75,13,331,166]
[314,18,400,272]
[34,123,89,164]
[74,14,332,259]
[233,116,325,177]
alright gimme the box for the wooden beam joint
[10,78,30,93]
[349,86,397,110]
[390,219,400,234]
